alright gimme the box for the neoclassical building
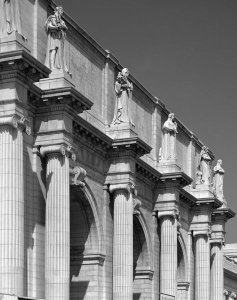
[0,1,236,300]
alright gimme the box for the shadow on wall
[70,186,99,299]
[133,293,141,300]
[70,281,89,300]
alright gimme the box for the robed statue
[112,68,133,125]
[213,159,225,200]
[196,146,212,185]
[160,113,178,160]
[45,6,68,72]
[0,0,22,36]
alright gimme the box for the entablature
[0,49,50,83]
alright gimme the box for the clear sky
[56,0,237,243]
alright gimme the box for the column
[158,210,178,297]
[0,116,24,296]
[194,230,210,300]
[211,241,223,300]
[110,184,133,300]
[45,149,70,300]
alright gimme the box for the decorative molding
[73,120,111,153]
[38,143,76,160]
[0,114,31,135]
[177,281,190,291]
[109,183,137,195]
[134,267,154,280]
[0,50,50,83]
[157,209,180,220]
[192,229,210,238]
[70,251,105,266]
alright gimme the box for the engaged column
[42,145,70,300]
[110,184,134,300]
[158,210,178,298]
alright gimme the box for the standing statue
[213,159,225,200]
[45,6,68,72]
[160,113,178,160]
[112,68,133,125]
[0,0,22,36]
[196,146,212,185]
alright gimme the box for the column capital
[38,143,76,161]
[109,183,137,195]
[157,209,180,220]
[193,229,210,237]
[0,114,31,135]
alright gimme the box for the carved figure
[213,159,225,200]
[161,113,178,160]
[196,146,212,185]
[45,6,68,72]
[0,0,22,36]
[112,68,133,125]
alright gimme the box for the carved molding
[38,144,76,160]
[157,209,180,220]
[192,229,210,238]
[109,183,137,195]
[0,114,31,135]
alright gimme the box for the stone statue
[45,6,68,72]
[196,146,212,185]
[112,68,133,125]
[161,113,178,160]
[213,159,225,200]
[0,0,22,36]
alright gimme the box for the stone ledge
[70,253,106,266]
[134,267,154,280]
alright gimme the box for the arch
[177,232,188,281]
[134,212,153,270]
[70,183,104,300]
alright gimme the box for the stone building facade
[0,1,236,300]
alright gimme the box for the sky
[56,0,237,243]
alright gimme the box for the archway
[70,186,103,300]
[133,214,153,300]
[177,234,189,300]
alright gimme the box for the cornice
[212,207,236,221]
[195,197,222,209]
[73,118,112,153]
[159,172,192,188]
[108,136,152,159]
[31,85,93,114]
[136,159,161,183]
[0,49,50,82]
[179,188,196,207]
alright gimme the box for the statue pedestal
[158,159,181,174]
[190,184,215,199]
[106,123,137,140]
[36,69,75,90]
[0,32,30,53]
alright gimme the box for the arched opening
[70,186,103,300]
[177,236,189,300]
[133,214,153,300]
[177,240,186,281]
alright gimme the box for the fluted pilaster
[0,122,24,295]
[45,152,70,300]
[111,184,134,300]
[194,230,210,300]
[158,210,178,297]
[211,241,223,300]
